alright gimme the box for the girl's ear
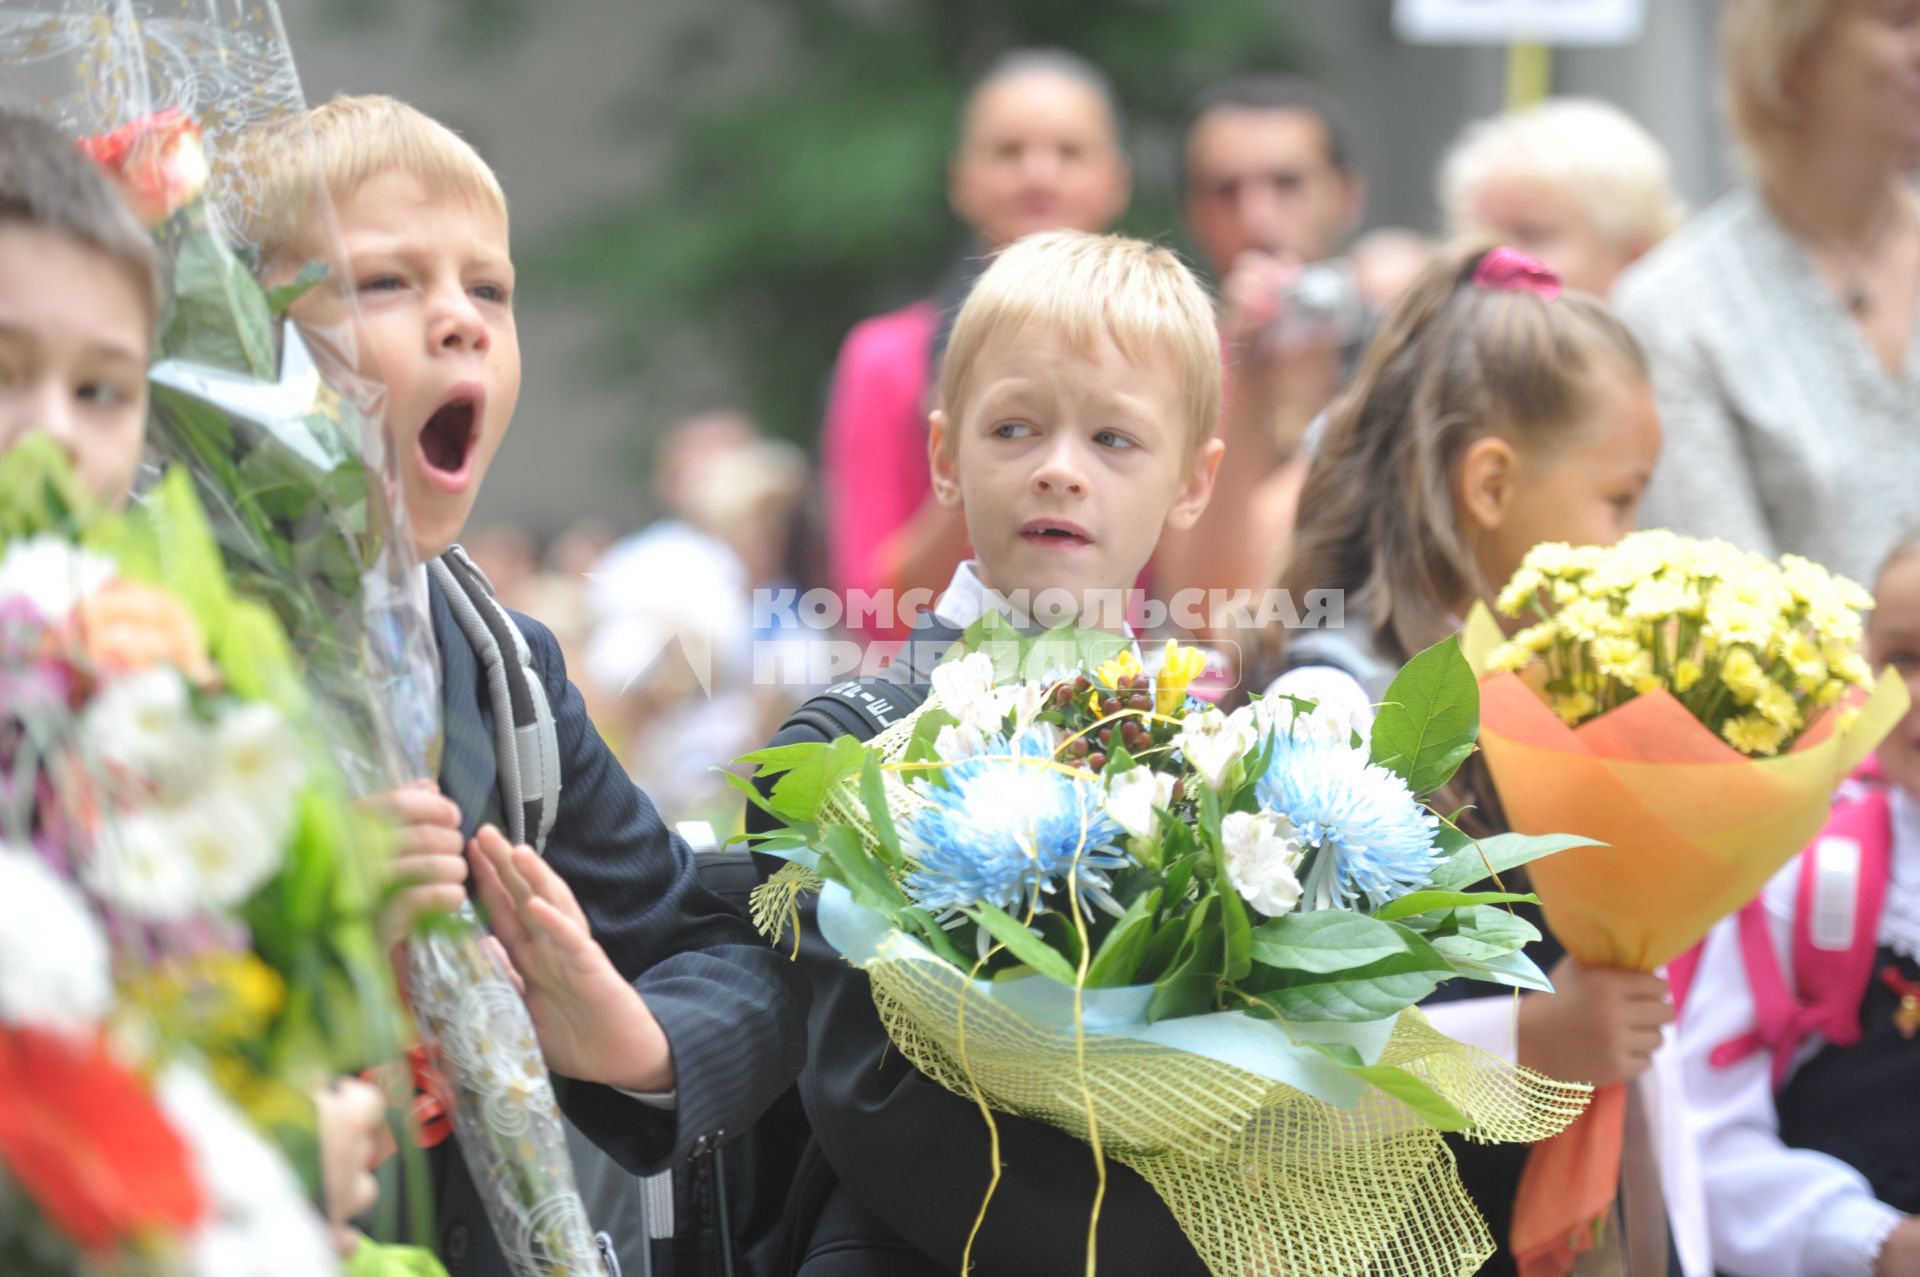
[1454,434,1519,535]
[928,410,963,508]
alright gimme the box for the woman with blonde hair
[1613,0,1920,589]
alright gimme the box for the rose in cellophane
[3,7,602,1271]
[743,614,1594,1277]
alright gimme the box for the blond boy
[750,230,1223,1275]
[231,95,806,1277]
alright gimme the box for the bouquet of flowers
[85,108,600,1276]
[0,3,601,1264]
[1464,529,1910,1275]
[1473,529,1908,969]
[0,440,401,1275]
[743,614,1593,1277]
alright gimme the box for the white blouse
[1677,788,1920,1277]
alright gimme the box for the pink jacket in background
[822,301,951,636]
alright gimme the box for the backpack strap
[785,677,929,744]
[428,546,563,852]
[1710,783,1894,1087]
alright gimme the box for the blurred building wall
[280,0,1727,537]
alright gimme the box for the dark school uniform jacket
[421,572,810,1277]
[747,615,1210,1277]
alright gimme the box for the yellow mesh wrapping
[807,698,1592,1276]
[868,956,1590,1277]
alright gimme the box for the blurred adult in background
[820,49,1130,637]
[1613,0,1920,587]
[1441,97,1682,300]
[588,410,813,827]
[1157,75,1367,617]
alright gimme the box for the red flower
[0,1028,205,1254]
[77,109,209,227]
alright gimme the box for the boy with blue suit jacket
[232,94,807,1276]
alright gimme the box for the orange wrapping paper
[1461,605,1909,1274]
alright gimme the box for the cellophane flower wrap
[1462,529,1909,1276]
[742,614,1593,1277]
[0,440,402,1276]
[1,6,601,1271]
[1470,529,1909,971]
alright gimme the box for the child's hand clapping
[470,825,674,1095]
[1517,957,1674,1087]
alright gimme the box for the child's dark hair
[1279,240,1649,671]
[0,109,161,324]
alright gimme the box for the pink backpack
[1706,767,1895,1088]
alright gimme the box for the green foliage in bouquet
[0,439,406,1191]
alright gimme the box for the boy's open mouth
[417,384,484,492]
[1021,518,1093,549]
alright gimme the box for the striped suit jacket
[420,572,809,1276]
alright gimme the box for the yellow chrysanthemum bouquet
[1461,530,1909,1272]
[1485,531,1878,755]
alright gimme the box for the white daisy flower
[0,847,112,1034]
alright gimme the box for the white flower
[935,722,988,762]
[0,536,115,623]
[210,702,306,845]
[83,810,207,921]
[1219,810,1305,917]
[1002,679,1049,734]
[170,790,282,912]
[82,668,200,782]
[158,1065,338,1277]
[0,847,111,1034]
[1175,706,1257,792]
[1104,765,1176,839]
[932,652,1012,734]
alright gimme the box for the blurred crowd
[476,4,1918,850]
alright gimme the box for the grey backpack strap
[429,546,562,851]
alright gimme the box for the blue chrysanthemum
[1256,731,1440,911]
[903,732,1128,914]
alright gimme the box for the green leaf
[737,735,867,823]
[817,825,908,918]
[860,753,902,870]
[1087,888,1161,987]
[969,902,1080,987]
[903,707,959,766]
[1253,957,1450,1022]
[1428,908,1541,963]
[1308,1046,1472,1130]
[1148,940,1218,1021]
[160,224,276,379]
[1368,635,1480,795]
[1374,889,1541,923]
[1160,851,1199,911]
[1217,876,1253,982]
[1444,948,1553,992]
[1248,910,1437,975]
[899,907,969,968]
[1430,832,1603,892]
[264,260,330,317]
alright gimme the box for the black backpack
[715,618,961,1277]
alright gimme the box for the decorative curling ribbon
[405,1043,456,1149]
[1472,246,1563,300]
